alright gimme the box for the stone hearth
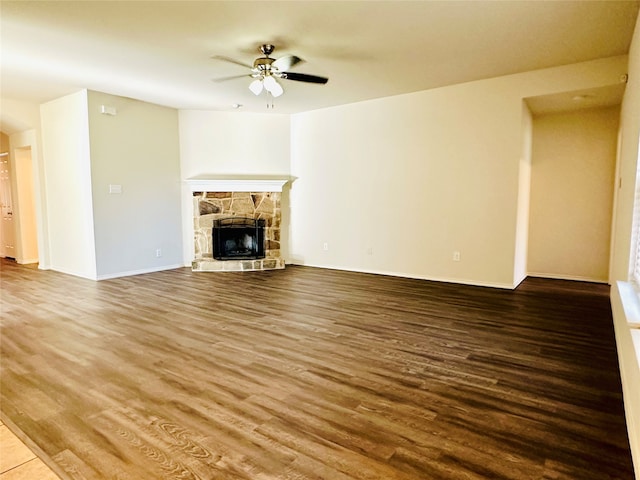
[191,190,284,272]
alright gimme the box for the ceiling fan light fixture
[249,79,263,95]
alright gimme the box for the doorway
[14,146,39,264]
[0,143,39,265]
[527,106,618,282]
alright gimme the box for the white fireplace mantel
[185,175,291,193]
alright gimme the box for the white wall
[178,110,290,264]
[289,82,524,288]
[514,103,533,284]
[290,56,628,288]
[528,106,619,282]
[609,10,640,479]
[87,91,183,279]
[40,90,97,279]
[178,110,290,178]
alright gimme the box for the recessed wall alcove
[185,176,289,272]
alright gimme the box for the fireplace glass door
[212,217,266,260]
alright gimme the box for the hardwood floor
[0,258,634,479]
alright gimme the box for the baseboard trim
[96,264,185,281]
[17,258,39,265]
[49,265,97,280]
[292,262,516,290]
[527,272,609,284]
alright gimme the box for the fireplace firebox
[212,217,266,260]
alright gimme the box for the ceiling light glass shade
[262,75,283,97]
[270,81,284,97]
[263,75,277,91]
[249,79,263,95]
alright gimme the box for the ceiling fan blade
[211,55,253,69]
[280,72,329,84]
[212,74,252,83]
[272,55,304,71]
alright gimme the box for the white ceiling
[1,0,638,132]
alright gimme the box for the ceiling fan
[212,44,329,98]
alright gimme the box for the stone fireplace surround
[186,177,289,272]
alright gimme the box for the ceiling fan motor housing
[253,57,275,72]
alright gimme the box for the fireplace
[213,217,265,260]
[186,176,289,272]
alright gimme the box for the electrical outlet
[453,251,461,262]
[323,242,329,251]
[156,248,162,258]
[366,247,373,255]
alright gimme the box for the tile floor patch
[0,426,35,473]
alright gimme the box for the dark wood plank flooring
[0,259,634,479]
